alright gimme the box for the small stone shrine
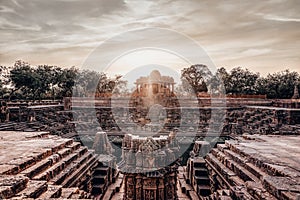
[119,132,180,200]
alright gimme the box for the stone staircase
[92,165,110,196]
[178,166,199,200]
[191,158,211,197]
[100,173,123,200]
[205,135,300,199]
[0,131,98,199]
[92,162,121,199]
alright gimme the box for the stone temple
[0,70,300,200]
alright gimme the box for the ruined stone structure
[1,70,300,200]
[185,141,211,197]
[0,131,98,199]
[134,70,176,95]
[129,70,180,130]
[118,133,180,200]
[205,135,300,199]
[90,131,120,199]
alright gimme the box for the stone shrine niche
[122,171,178,200]
[120,133,179,200]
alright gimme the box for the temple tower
[120,134,180,200]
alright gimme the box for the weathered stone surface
[118,133,180,200]
[0,175,28,199]
[0,131,98,199]
[206,135,300,200]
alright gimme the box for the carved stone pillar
[125,174,136,200]
[158,179,165,200]
[135,175,143,200]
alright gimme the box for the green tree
[257,70,299,99]
[181,64,213,94]
[9,61,34,100]
[57,67,78,98]
[96,73,125,94]
[225,67,259,95]
[74,69,102,96]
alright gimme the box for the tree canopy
[180,65,299,99]
[0,61,299,100]
[0,61,127,100]
[181,64,212,94]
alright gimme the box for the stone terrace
[205,134,300,199]
[0,131,98,199]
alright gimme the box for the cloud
[0,0,299,76]
[263,14,300,22]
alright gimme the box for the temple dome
[149,70,161,81]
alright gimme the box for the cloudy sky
[0,0,299,76]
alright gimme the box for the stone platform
[0,131,98,199]
[205,134,300,199]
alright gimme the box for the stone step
[211,149,259,183]
[193,161,206,168]
[100,175,123,198]
[94,166,109,174]
[193,157,206,168]
[262,176,300,200]
[37,185,62,199]
[206,153,236,183]
[0,164,20,176]
[20,151,70,179]
[92,183,106,194]
[194,175,210,185]
[61,153,98,187]
[245,181,277,200]
[20,157,53,179]
[66,141,81,151]
[93,174,108,185]
[47,138,74,153]
[178,178,193,194]
[217,143,228,152]
[221,147,270,180]
[224,139,295,180]
[49,150,94,186]
[32,152,78,181]
[15,180,47,199]
[0,175,29,199]
[225,157,259,183]
[222,149,248,167]
[244,162,268,181]
[32,146,87,181]
[6,156,38,175]
[197,185,211,196]
[60,187,79,198]
[70,190,90,199]
[193,168,208,177]
[57,147,72,158]
[206,153,272,199]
